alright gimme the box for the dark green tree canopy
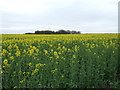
[25,29,81,34]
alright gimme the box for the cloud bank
[0,0,119,34]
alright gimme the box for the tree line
[25,29,81,34]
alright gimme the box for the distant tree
[35,30,41,34]
[77,31,81,34]
[28,29,81,34]
[66,30,71,34]
[71,30,76,34]
[35,30,56,34]
[71,30,81,34]
[56,29,69,34]
[25,32,34,34]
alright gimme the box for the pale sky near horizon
[0,0,119,34]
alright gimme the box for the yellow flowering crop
[2,34,119,88]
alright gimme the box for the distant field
[2,34,119,88]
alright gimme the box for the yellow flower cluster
[10,56,14,60]
[54,51,59,59]
[51,69,58,73]
[36,63,46,68]
[44,49,48,54]
[32,69,39,75]
[15,51,20,56]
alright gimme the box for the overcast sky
[0,0,119,34]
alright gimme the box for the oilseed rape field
[2,34,120,88]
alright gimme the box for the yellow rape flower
[23,72,26,74]
[33,46,37,50]
[13,86,18,88]
[10,56,14,60]
[30,46,33,48]
[106,45,108,48]
[56,62,59,64]
[49,44,52,47]
[29,49,34,55]
[0,70,3,74]
[54,51,58,56]
[16,63,18,66]
[58,52,61,55]
[35,49,39,53]
[32,69,39,75]
[28,63,32,67]
[14,44,19,49]
[68,48,71,52]
[62,46,65,49]
[54,51,59,58]
[3,59,8,64]
[19,78,25,84]
[51,49,53,52]
[58,43,60,46]
[8,53,12,55]
[23,49,26,53]
[8,45,12,49]
[36,63,46,68]
[15,51,21,56]
[51,69,58,73]
[26,72,30,75]
[74,45,78,51]
[57,46,61,50]
[73,55,76,58]
[44,49,48,54]
[2,49,8,56]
